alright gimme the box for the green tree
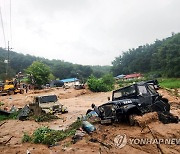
[25,61,51,87]
[87,74,115,92]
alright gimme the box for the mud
[0,88,179,154]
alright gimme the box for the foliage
[22,133,32,143]
[25,61,51,87]
[0,111,19,121]
[159,78,180,89]
[22,119,82,146]
[0,48,109,81]
[34,114,59,122]
[87,74,115,92]
[0,102,4,106]
[111,33,180,78]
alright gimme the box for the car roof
[35,94,57,98]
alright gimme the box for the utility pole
[5,41,11,76]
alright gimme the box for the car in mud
[30,94,68,114]
[87,81,178,125]
[74,83,85,90]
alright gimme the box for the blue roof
[115,74,125,79]
[60,78,79,83]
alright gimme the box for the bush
[22,120,82,146]
[87,74,115,92]
[0,111,19,121]
[34,114,58,122]
[159,78,180,89]
[22,133,32,143]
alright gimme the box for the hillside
[0,48,111,81]
[1,33,179,81]
[112,33,180,77]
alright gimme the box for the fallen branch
[0,121,6,127]
[89,138,112,149]
[3,136,13,145]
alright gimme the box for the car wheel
[20,89,24,94]
[160,99,170,112]
[8,90,14,95]
[151,101,165,112]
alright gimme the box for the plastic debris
[82,121,95,133]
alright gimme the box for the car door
[137,85,152,107]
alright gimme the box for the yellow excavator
[0,79,24,95]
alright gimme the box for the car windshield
[39,95,57,103]
[113,85,136,99]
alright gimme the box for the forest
[111,33,180,78]
[0,48,110,81]
[0,33,179,81]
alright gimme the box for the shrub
[22,133,32,143]
[22,120,82,146]
[87,74,115,92]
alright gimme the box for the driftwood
[0,121,6,127]
[89,138,112,149]
[3,136,13,145]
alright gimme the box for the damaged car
[29,94,68,115]
[87,81,178,125]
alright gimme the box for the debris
[82,121,95,133]
[157,111,179,124]
[0,121,6,127]
[26,149,31,154]
[3,136,13,145]
[0,108,10,115]
[74,84,85,90]
[4,106,9,111]
[72,129,86,144]
[17,105,31,120]
[87,110,99,117]
[10,105,17,113]
[89,138,112,149]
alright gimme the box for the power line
[0,6,6,48]
[9,0,12,47]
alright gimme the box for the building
[124,73,142,80]
[60,78,79,87]
[115,74,126,80]
[50,80,64,87]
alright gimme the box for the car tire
[20,89,24,94]
[151,101,165,112]
[160,99,170,112]
[8,90,14,95]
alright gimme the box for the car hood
[39,102,61,109]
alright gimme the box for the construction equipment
[0,79,24,96]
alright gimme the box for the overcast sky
[0,0,180,65]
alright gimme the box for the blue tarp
[61,78,79,83]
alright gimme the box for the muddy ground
[0,88,179,154]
